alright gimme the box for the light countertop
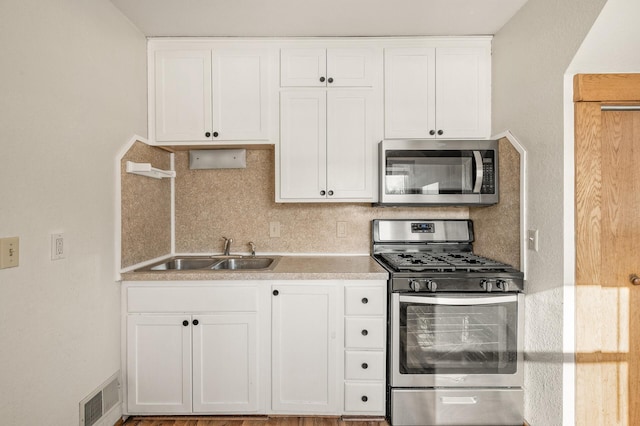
[121,255,389,281]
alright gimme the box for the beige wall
[492,0,606,424]
[0,0,147,424]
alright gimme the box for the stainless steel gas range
[372,219,524,426]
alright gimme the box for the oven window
[399,299,517,375]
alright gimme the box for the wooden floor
[123,416,389,426]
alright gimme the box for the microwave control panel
[481,158,496,194]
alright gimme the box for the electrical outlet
[0,237,20,269]
[337,221,347,238]
[269,222,281,238]
[51,233,65,260]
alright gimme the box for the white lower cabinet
[124,283,264,415]
[123,279,387,417]
[192,313,258,412]
[343,281,387,416]
[271,283,339,414]
[127,314,193,413]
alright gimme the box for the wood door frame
[574,73,640,425]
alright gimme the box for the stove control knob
[496,280,509,292]
[409,280,422,292]
[480,279,492,292]
[426,280,437,292]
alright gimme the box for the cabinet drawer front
[344,286,385,316]
[345,351,385,380]
[345,317,385,349]
[127,286,258,313]
[344,382,385,414]
[390,388,523,426]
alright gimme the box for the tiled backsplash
[121,138,520,269]
[174,149,468,255]
[121,141,172,268]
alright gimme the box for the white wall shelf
[125,161,175,179]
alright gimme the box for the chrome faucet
[222,237,233,256]
[248,241,256,257]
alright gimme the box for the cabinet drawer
[345,317,385,349]
[344,382,385,413]
[127,285,258,313]
[390,388,523,426]
[344,286,385,316]
[345,351,385,380]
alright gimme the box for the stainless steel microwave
[378,139,499,206]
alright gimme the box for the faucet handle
[248,241,256,257]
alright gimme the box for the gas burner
[379,251,511,273]
[372,219,524,293]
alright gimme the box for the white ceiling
[109,0,529,37]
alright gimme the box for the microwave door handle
[473,150,484,193]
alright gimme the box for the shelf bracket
[125,161,176,179]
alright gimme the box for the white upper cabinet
[281,48,374,87]
[384,44,491,139]
[154,50,213,143]
[279,89,375,201]
[152,44,273,144]
[212,49,269,141]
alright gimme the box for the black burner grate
[380,252,511,272]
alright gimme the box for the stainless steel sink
[139,255,279,272]
[148,257,217,271]
[210,257,275,270]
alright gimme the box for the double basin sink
[138,255,280,272]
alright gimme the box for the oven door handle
[398,294,517,305]
[473,150,484,194]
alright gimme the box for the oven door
[391,293,523,388]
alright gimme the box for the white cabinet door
[192,313,259,413]
[279,89,375,201]
[281,48,373,87]
[384,47,436,139]
[435,47,491,139]
[280,48,327,87]
[212,49,269,141]
[326,90,374,199]
[154,50,213,142]
[271,284,338,414]
[326,48,373,87]
[153,47,271,143]
[279,90,327,199]
[127,315,192,414]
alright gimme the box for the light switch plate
[269,222,281,238]
[51,233,65,260]
[0,237,20,269]
[527,229,539,252]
